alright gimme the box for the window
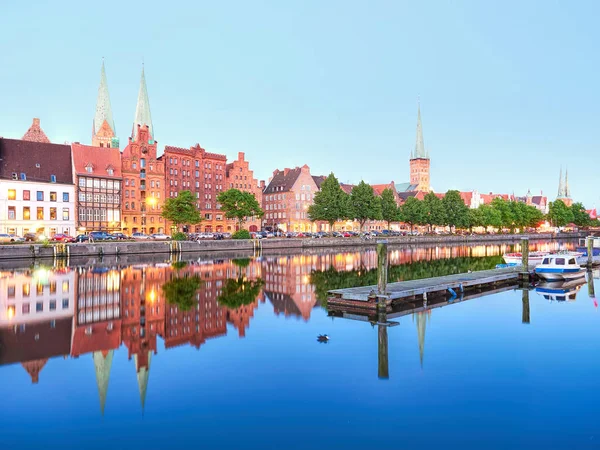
[93,179,100,188]
[8,189,16,200]
[8,206,15,220]
[36,207,44,220]
[107,168,114,176]
[87,209,93,221]
[49,300,56,311]
[100,194,106,203]
[107,180,114,190]
[36,191,43,201]
[36,302,43,312]
[132,162,137,169]
[23,207,30,220]
[556,258,566,265]
[140,159,146,168]
[101,209,107,221]
[22,303,30,314]
[114,181,120,189]
[62,299,69,309]
[94,209,100,221]
[78,193,85,202]
[94,194,100,202]
[125,179,130,186]
[79,208,86,222]
[86,166,93,173]
[86,193,92,202]
[50,207,57,220]
[50,192,57,202]
[62,208,69,221]
[79,178,85,187]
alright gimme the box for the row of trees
[308,173,594,232]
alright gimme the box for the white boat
[503,251,549,265]
[535,278,586,302]
[535,254,586,281]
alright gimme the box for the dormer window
[86,165,93,173]
[107,168,114,176]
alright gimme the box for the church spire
[414,312,429,368]
[557,167,565,198]
[93,350,114,416]
[93,60,116,140]
[564,168,571,198]
[132,65,154,141]
[134,351,152,413]
[413,102,427,159]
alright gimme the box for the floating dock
[327,266,526,310]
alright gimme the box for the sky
[1,0,598,207]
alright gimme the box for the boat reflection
[535,278,587,302]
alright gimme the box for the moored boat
[576,237,600,257]
[535,254,586,281]
[503,251,549,265]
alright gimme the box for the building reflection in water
[0,240,584,410]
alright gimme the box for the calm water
[2,240,599,449]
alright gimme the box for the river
[1,239,598,449]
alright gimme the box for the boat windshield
[569,258,576,265]
[555,258,566,265]
[542,258,550,264]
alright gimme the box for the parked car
[151,233,171,240]
[75,234,89,243]
[24,232,43,242]
[88,231,116,241]
[111,233,129,240]
[0,233,15,243]
[8,234,25,242]
[52,233,76,243]
[342,232,353,238]
[132,232,151,240]
[221,232,232,239]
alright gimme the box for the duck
[317,334,330,343]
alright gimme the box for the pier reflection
[0,239,584,410]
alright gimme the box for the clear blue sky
[1,0,598,207]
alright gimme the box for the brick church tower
[409,103,431,192]
[92,61,118,148]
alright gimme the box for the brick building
[121,68,165,234]
[262,164,319,232]
[72,143,122,233]
[225,152,263,232]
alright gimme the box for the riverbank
[0,232,585,261]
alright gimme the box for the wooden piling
[377,239,388,297]
[588,269,596,299]
[522,289,530,324]
[521,237,529,270]
[587,237,594,268]
[377,310,389,379]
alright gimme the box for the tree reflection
[217,277,264,309]
[162,274,202,311]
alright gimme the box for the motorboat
[535,278,586,302]
[535,254,586,281]
[503,251,549,265]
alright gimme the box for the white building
[0,137,76,237]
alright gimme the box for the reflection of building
[0,267,75,384]
[0,129,76,237]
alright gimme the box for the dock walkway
[328,266,524,309]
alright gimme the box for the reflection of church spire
[22,359,48,384]
[134,351,152,412]
[93,350,114,415]
[414,312,429,368]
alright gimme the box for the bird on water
[317,334,330,343]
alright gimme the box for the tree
[161,190,202,232]
[348,181,382,230]
[547,200,574,228]
[423,192,445,232]
[490,198,514,231]
[481,204,502,230]
[217,189,264,230]
[217,277,264,309]
[523,204,544,228]
[380,188,401,229]
[307,173,349,230]
[401,197,425,232]
[442,190,469,231]
[571,202,591,227]
[468,207,485,232]
[162,274,202,311]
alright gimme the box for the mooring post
[522,288,530,324]
[588,269,596,299]
[587,237,594,268]
[378,310,389,380]
[521,237,529,269]
[377,239,388,298]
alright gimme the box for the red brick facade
[409,157,430,192]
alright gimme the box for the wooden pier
[328,265,526,310]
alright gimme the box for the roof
[22,118,50,143]
[264,167,302,194]
[460,191,473,205]
[371,182,396,196]
[0,317,73,367]
[163,144,227,161]
[398,191,426,202]
[0,138,73,184]
[531,195,547,206]
[340,183,355,194]
[412,103,427,159]
[312,175,327,189]
[70,321,122,357]
[132,67,154,141]
[396,182,419,192]
[72,143,122,178]
[93,61,116,136]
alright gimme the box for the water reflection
[0,240,588,413]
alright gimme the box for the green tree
[442,190,469,231]
[490,198,515,231]
[547,200,574,228]
[523,204,544,228]
[380,188,401,229]
[217,189,264,230]
[468,206,485,232]
[162,274,202,311]
[307,173,349,230]
[348,181,382,230]
[423,192,445,232]
[161,190,202,232]
[401,197,425,232]
[481,204,502,230]
[571,202,591,227]
[217,277,264,309]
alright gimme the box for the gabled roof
[72,143,122,178]
[396,182,419,192]
[0,138,73,183]
[340,183,354,194]
[531,196,547,206]
[312,175,327,189]
[371,182,396,196]
[22,118,50,143]
[264,167,302,194]
[398,191,426,202]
